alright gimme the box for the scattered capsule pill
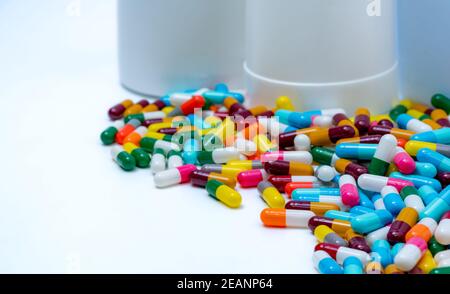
[154,164,197,188]
[350,209,393,234]
[313,250,343,274]
[435,211,450,245]
[257,181,285,208]
[335,143,376,160]
[405,217,437,242]
[399,186,425,213]
[101,121,125,145]
[395,236,427,271]
[396,113,432,133]
[123,142,151,168]
[111,146,136,171]
[387,207,418,244]
[372,239,393,267]
[368,134,397,176]
[334,159,368,180]
[150,148,166,174]
[191,170,236,188]
[417,148,450,173]
[380,186,406,216]
[268,175,320,192]
[264,160,314,176]
[314,243,371,266]
[308,125,356,146]
[308,216,352,237]
[339,175,359,207]
[260,208,315,228]
[206,179,242,208]
[314,225,348,247]
[358,174,413,193]
[108,99,133,120]
[285,201,339,216]
[260,151,312,164]
[345,230,371,253]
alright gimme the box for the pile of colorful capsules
[101,84,450,274]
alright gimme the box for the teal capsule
[417,148,450,173]
[350,206,375,215]
[291,188,341,200]
[324,210,357,222]
[203,91,244,105]
[419,186,450,221]
[390,171,442,192]
[391,243,405,258]
[343,256,364,274]
[351,210,393,234]
[371,240,393,267]
[359,189,375,210]
[410,128,450,144]
[417,185,439,205]
[413,162,438,178]
[335,143,377,160]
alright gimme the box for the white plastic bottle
[244,0,399,113]
[118,0,245,97]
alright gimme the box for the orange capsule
[123,99,150,117]
[260,208,315,228]
[385,264,404,274]
[249,106,268,116]
[405,218,437,242]
[123,126,148,146]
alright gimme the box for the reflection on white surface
[0,0,316,273]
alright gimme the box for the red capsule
[285,182,321,197]
[180,95,206,115]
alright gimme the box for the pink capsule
[339,175,360,207]
[393,147,416,174]
[237,169,269,188]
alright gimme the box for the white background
[0,0,316,273]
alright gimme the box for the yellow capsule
[423,119,442,130]
[249,106,268,116]
[253,134,277,153]
[314,225,348,247]
[431,109,448,121]
[399,99,413,109]
[204,116,222,128]
[206,180,242,208]
[123,142,139,153]
[257,181,285,208]
[410,101,431,113]
[276,96,295,111]
[162,106,175,115]
[203,117,235,148]
[385,264,404,274]
[148,122,173,132]
[227,160,261,170]
[416,250,436,274]
[404,140,437,156]
[370,114,393,123]
[145,131,167,141]
[218,165,246,179]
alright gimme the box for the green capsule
[431,94,450,114]
[389,104,408,121]
[111,146,136,171]
[429,266,450,274]
[311,147,336,166]
[428,236,446,256]
[197,151,215,165]
[131,148,151,168]
[124,113,146,123]
[100,121,124,145]
[368,157,390,176]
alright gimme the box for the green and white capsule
[368,134,397,176]
[124,111,166,123]
[197,147,241,164]
[140,137,181,154]
[151,148,166,174]
[111,146,136,171]
[167,150,183,169]
[123,142,151,168]
[100,121,124,145]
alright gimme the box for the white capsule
[142,111,166,120]
[395,243,424,271]
[318,196,349,211]
[366,225,390,247]
[335,247,371,266]
[373,134,397,163]
[154,168,182,188]
[291,176,320,183]
[435,217,450,245]
[261,151,312,164]
[234,138,257,156]
[151,153,166,174]
[322,108,347,117]
[111,146,124,159]
[211,147,241,163]
[167,153,183,169]
[434,249,450,264]
[357,174,389,192]
[258,117,290,137]
[285,210,316,227]
[406,119,433,133]
[312,116,333,128]
[154,140,181,154]
[314,165,336,182]
[403,194,425,213]
[438,258,450,268]
[294,134,311,151]
[372,195,386,210]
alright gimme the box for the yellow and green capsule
[124,142,150,168]
[206,179,242,208]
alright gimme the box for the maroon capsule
[257,111,274,118]
[152,99,166,110]
[314,243,340,259]
[190,170,212,187]
[346,233,371,253]
[357,135,383,144]
[332,113,350,126]
[437,172,450,188]
[268,175,292,192]
[264,161,291,175]
[436,118,450,127]
[214,111,229,120]
[368,125,393,136]
[136,99,150,108]
[142,118,164,128]
[158,128,178,135]
[387,220,412,244]
[308,216,336,232]
[354,115,371,135]
[108,101,131,120]
[279,131,298,149]
[378,119,395,128]
[285,201,311,211]
[342,162,368,180]
[328,125,355,143]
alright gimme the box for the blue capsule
[381,186,406,216]
[390,171,442,192]
[203,91,244,105]
[214,83,229,93]
[417,185,440,205]
[314,250,344,274]
[371,240,393,267]
[343,256,364,274]
[390,243,405,259]
[359,189,375,210]
[410,128,450,144]
[324,210,357,222]
[182,138,200,164]
[335,143,376,160]
[413,162,438,178]
[417,148,450,173]
[291,188,340,200]
[420,186,450,221]
[275,110,312,129]
[350,206,375,215]
[372,194,386,210]
[351,210,393,234]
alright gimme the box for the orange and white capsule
[260,208,315,228]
